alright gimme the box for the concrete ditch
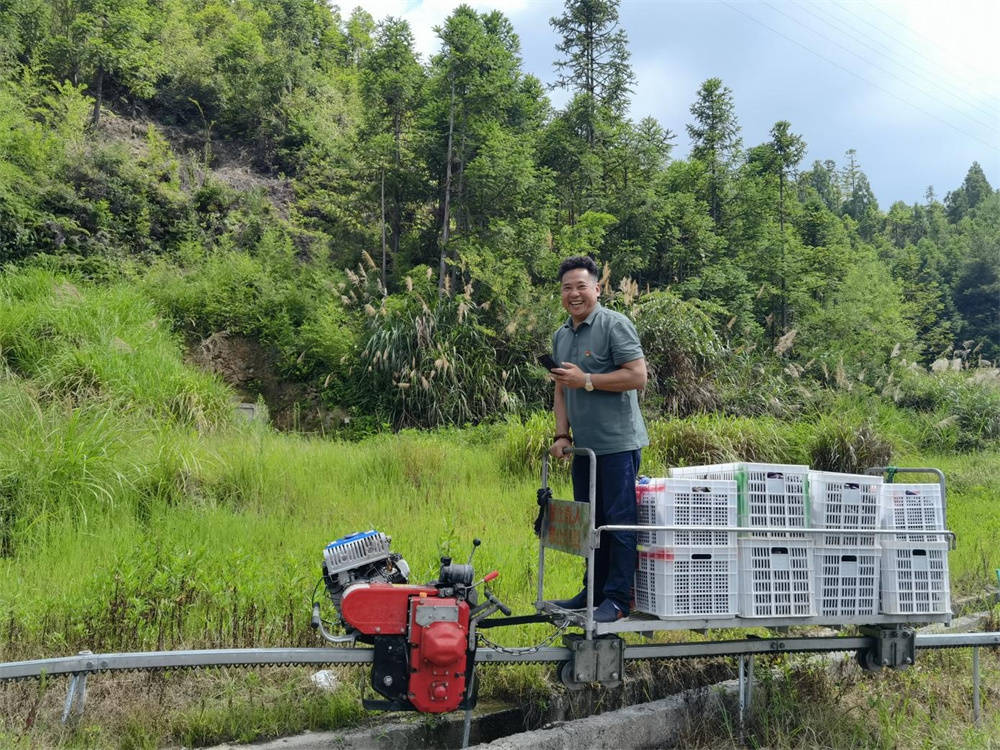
[202,682,737,750]
[472,682,737,750]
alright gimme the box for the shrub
[808,417,893,473]
[350,266,551,428]
[891,368,1000,450]
[0,79,91,261]
[630,289,723,416]
[715,347,828,418]
[297,297,361,382]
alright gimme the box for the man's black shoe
[547,589,589,610]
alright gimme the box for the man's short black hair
[558,255,599,282]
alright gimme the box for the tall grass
[0,267,233,429]
[3,410,995,658]
[0,268,234,562]
[0,428,564,658]
[679,648,1000,749]
[0,386,139,555]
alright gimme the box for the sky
[345,0,1000,209]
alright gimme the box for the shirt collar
[563,302,603,330]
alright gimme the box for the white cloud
[853,1,1000,129]
[900,0,1000,99]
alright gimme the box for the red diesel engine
[315,531,507,714]
[341,584,472,712]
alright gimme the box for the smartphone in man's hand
[537,354,558,371]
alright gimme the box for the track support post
[559,634,624,689]
[973,646,981,726]
[737,654,754,743]
[61,650,92,725]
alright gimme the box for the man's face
[560,268,600,323]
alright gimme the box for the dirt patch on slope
[187,332,338,432]
[96,113,294,218]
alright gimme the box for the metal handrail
[597,523,956,548]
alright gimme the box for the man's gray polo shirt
[552,304,649,456]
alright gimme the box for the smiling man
[547,255,649,623]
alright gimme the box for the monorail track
[3,629,997,681]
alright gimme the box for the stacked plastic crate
[809,472,883,619]
[879,483,951,615]
[633,477,738,618]
[669,464,815,618]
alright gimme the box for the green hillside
[1,0,998,433]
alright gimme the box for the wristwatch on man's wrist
[584,373,594,392]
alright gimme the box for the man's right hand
[549,437,572,459]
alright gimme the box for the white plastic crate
[634,545,738,618]
[880,483,945,543]
[810,471,882,546]
[737,538,815,617]
[880,540,951,615]
[670,463,809,536]
[813,546,880,618]
[635,478,737,547]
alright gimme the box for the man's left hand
[550,362,586,389]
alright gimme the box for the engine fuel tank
[340,583,437,635]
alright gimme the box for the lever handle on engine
[485,590,512,617]
[483,570,499,583]
[466,538,482,565]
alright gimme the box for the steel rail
[0,645,579,681]
[0,648,374,681]
[915,632,1000,648]
[4,631,998,682]
[622,636,869,660]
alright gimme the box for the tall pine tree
[550,0,633,144]
[687,77,741,228]
[361,17,424,290]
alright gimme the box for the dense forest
[1,0,997,434]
